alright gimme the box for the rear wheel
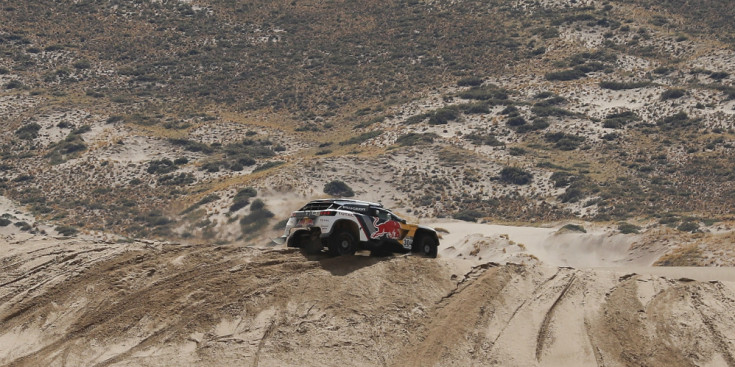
[289,231,323,254]
[329,230,357,256]
[287,231,307,247]
[302,237,324,254]
[418,236,438,258]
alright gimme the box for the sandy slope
[2,232,735,367]
[432,220,666,267]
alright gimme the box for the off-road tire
[329,230,357,256]
[303,238,324,255]
[418,236,438,258]
[287,232,306,247]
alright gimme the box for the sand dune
[2,234,735,366]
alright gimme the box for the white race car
[278,199,439,257]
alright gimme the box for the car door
[370,209,402,240]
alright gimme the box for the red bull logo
[371,218,402,240]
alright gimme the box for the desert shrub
[558,181,593,203]
[532,47,546,55]
[661,88,686,100]
[507,116,527,127]
[316,149,332,155]
[163,121,191,130]
[428,106,459,125]
[0,67,8,74]
[230,199,249,213]
[457,76,484,86]
[677,221,699,233]
[500,106,518,115]
[355,116,385,129]
[658,112,700,130]
[457,86,509,101]
[86,90,104,98]
[602,133,619,140]
[106,115,124,124]
[173,157,188,165]
[201,161,221,172]
[223,140,275,167]
[44,44,64,52]
[396,132,438,146]
[453,209,484,222]
[460,102,490,114]
[575,62,607,73]
[710,72,729,81]
[15,221,32,231]
[561,224,586,233]
[618,222,641,234]
[5,80,23,89]
[182,194,220,214]
[545,69,586,81]
[168,138,214,154]
[465,133,504,146]
[509,147,526,156]
[340,130,382,145]
[559,186,584,203]
[236,187,257,199]
[158,173,195,186]
[499,167,533,185]
[46,134,87,163]
[253,161,284,172]
[147,158,177,174]
[603,111,639,128]
[240,206,274,233]
[550,172,576,187]
[250,199,265,211]
[15,123,41,140]
[72,125,91,134]
[56,225,78,236]
[324,180,354,197]
[531,106,577,117]
[73,60,91,69]
[599,81,651,90]
[230,187,257,212]
[404,113,431,125]
[0,218,11,226]
[13,175,33,182]
[545,132,585,150]
[515,119,550,133]
[137,210,172,227]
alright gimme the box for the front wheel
[417,236,438,258]
[329,231,357,256]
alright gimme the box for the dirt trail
[1,238,735,366]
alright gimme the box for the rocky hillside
[0,0,734,256]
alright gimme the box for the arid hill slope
[2,237,735,366]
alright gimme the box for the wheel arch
[330,219,363,241]
[415,228,440,246]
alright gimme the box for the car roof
[307,198,384,208]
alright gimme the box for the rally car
[278,199,439,257]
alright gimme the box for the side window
[376,210,390,221]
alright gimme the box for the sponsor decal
[371,217,402,240]
[342,205,368,213]
[402,236,413,250]
[297,218,314,227]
